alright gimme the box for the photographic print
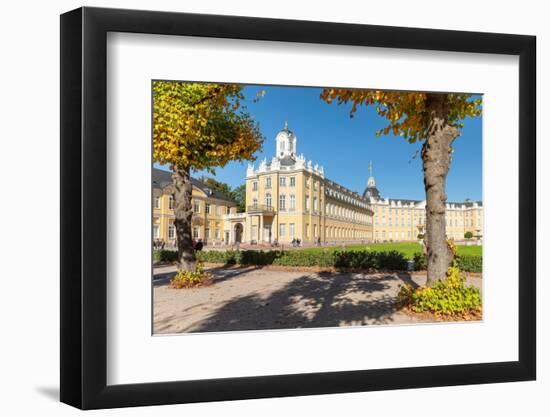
[152,81,483,335]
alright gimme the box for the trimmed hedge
[194,249,408,270]
[413,252,482,273]
[155,249,481,272]
[153,249,178,263]
[456,255,483,273]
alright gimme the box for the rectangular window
[265,176,271,188]
[214,228,219,239]
[193,226,200,239]
[289,176,296,187]
[313,197,317,212]
[252,181,258,191]
[153,224,160,239]
[216,205,221,216]
[279,177,286,186]
[169,195,174,210]
[252,198,258,208]
[205,228,210,239]
[227,206,231,214]
[306,223,310,238]
[305,195,310,211]
[193,200,200,213]
[313,224,318,237]
[290,223,295,238]
[279,223,286,237]
[279,194,286,210]
[289,194,296,210]
[154,196,160,209]
[168,224,176,240]
[205,203,210,214]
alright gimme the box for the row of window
[374,217,480,228]
[252,194,298,211]
[252,176,322,190]
[252,194,372,222]
[447,218,481,227]
[252,175,298,190]
[376,218,424,226]
[323,226,370,239]
[375,230,413,240]
[154,195,232,215]
[325,203,370,224]
[375,205,483,217]
[193,226,220,240]
[153,224,224,241]
[153,224,177,240]
[252,222,368,240]
[194,201,232,215]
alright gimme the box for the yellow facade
[243,122,373,245]
[153,124,483,248]
[370,199,483,242]
[152,170,238,247]
[244,170,373,244]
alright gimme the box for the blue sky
[156,85,482,202]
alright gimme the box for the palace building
[152,122,482,246]
[240,122,374,244]
[363,162,483,242]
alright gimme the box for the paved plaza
[153,266,482,334]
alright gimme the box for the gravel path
[153,266,481,334]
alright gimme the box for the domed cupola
[363,161,381,201]
[276,121,297,159]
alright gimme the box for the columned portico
[222,212,247,244]
[246,204,275,243]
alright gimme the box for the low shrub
[412,252,482,273]
[374,250,409,270]
[169,262,211,288]
[153,249,178,263]
[456,255,482,273]
[196,249,407,270]
[397,265,482,315]
[412,252,428,271]
[196,250,240,265]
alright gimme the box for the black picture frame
[60,6,536,410]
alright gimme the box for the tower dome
[363,161,381,201]
[367,160,376,187]
[275,121,297,158]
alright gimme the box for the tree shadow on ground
[153,265,264,288]
[190,272,417,333]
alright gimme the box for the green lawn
[297,242,482,259]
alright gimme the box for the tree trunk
[172,166,196,272]
[422,94,460,285]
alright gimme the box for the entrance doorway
[263,224,272,243]
[234,223,243,243]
